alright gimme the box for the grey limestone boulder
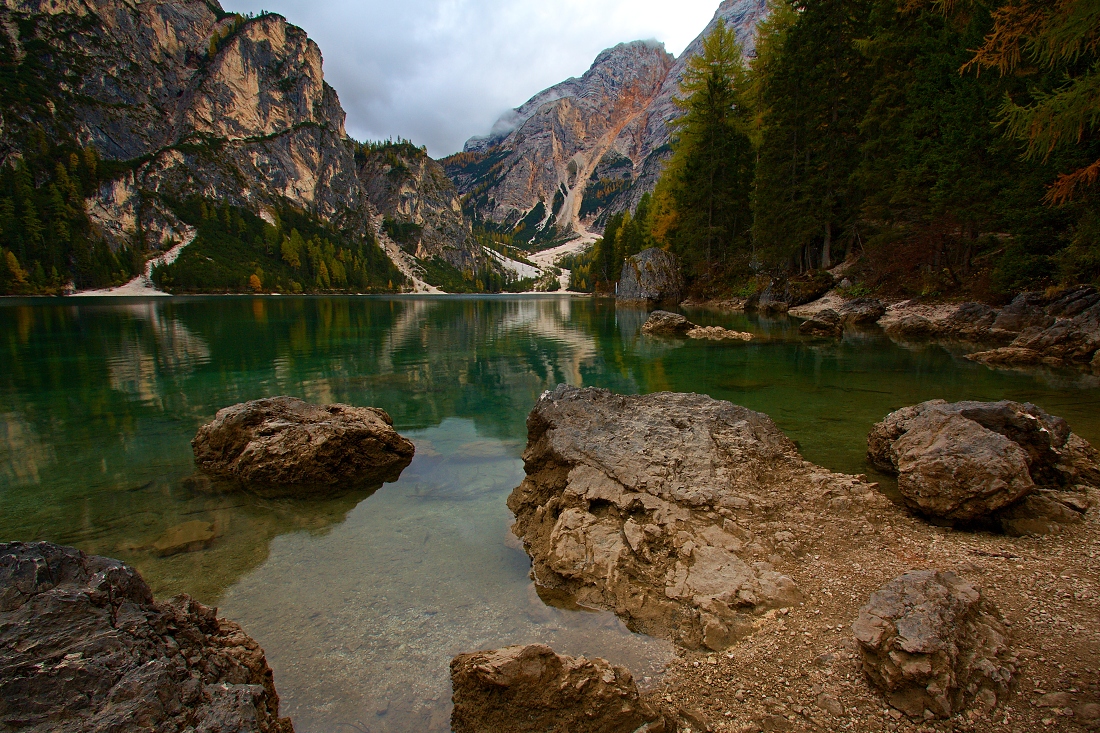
[193,396,415,494]
[450,644,667,733]
[837,298,887,326]
[617,248,685,304]
[0,542,293,733]
[853,570,1015,719]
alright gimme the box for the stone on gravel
[882,315,938,340]
[193,396,414,494]
[748,273,835,313]
[641,310,694,335]
[799,309,843,338]
[509,386,889,650]
[450,644,667,733]
[891,411,1035,521]
[868,400,1099,524]
[617,248,685,304]
[0,541,293,733]
[853,570,1015,720]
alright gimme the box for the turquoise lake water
[2,295,1098,732]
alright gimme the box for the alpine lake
[2,294,1098,733]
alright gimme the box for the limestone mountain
[0,0,490,294]
[443,0,769,245]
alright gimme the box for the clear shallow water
[2,295,1099,732]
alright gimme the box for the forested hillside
[571,0,1100,301]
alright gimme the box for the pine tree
[661,19,756,280]
[752,0,875,272]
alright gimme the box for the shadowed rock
[799,309,843,338]
[193,396,414,495]
[868,400,1098,527]
[837,298,887,326]
[0,541,293,733]
[854,570,1015,720]
[509,386,890,650]
[450,644,667,733]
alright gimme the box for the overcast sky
[221,0,721,158]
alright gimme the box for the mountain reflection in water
[3,295,1100,732]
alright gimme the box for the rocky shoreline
[689,283,1100,372]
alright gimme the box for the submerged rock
[853,570,1015,719]
[450,644,667,733]
[508,386,889,650]
[868,400,1098,526]
[617,249,685,304]
[193,396,414,494]
[0,541,293,733]
[153,520,216,556]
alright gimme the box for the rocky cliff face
[0,0,487,287]
[444,0,769,243]
[358,142,480,272]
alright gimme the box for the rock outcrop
[0,541,293,733]
[193,396,415,494]
[508,386,890,650]
[837,298,887,325]
[450,644,667,733]
[445,1,770,238]
[357,142,487,274]
[617,249,685,304]
[868,400,1098,527]
[853,570,1016,719]
[641,310,753,341]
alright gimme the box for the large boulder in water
[0,542,294,733]
[853,570,1015,719]
[867,400,1099,524]
[193,396,415,494]
[450,644,667,733]
[616,248,684,304]
[508,386,890,650]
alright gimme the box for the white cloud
[221,0,721,157]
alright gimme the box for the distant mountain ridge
[443,0,769,244]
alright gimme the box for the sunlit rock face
[444,0,769,238]
[0,0,486,271]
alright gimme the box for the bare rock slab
[0,541,293,733]
[867,400,1099,525]
[193,396,414,494]
[853,570,1016,719]
[508,386,889,650]
[450,644,667,733]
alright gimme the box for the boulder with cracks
[508,386,890,650]
[853,570,1016,720]
[0,542,294,733]
[867,400,1098,529]
[193,396,415,495]
[450,644,668,733]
